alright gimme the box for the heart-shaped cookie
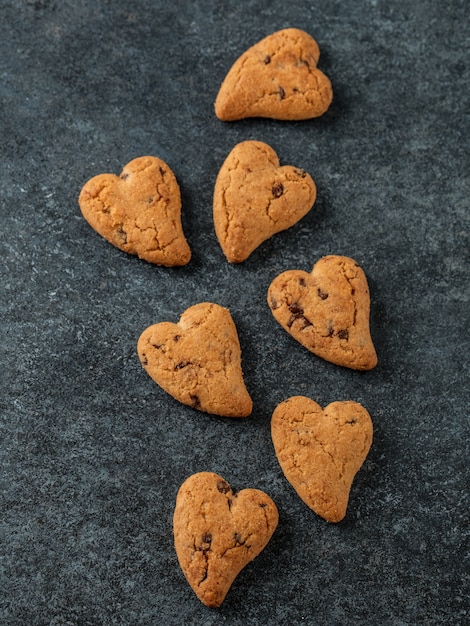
[137,302,252,417]
[271,396,373,522]
[268,255,378,370]
[78,156,191,266]
[213,140,316,263]
[173,471,278,607]
[214,28,333,121]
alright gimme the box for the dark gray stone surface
[1,1,468,624]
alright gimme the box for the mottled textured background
[1,1,468,624]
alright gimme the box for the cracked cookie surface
[215,28,333,121]
[213,140,316,263]
[78,156,191,266]
[137,302,252,417]
[173,471,278,607]
[268,255,377,370]
[271,396,373,522]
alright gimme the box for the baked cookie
[137,302,252,417]
[267,255,377,370]
[271,396,373,522]
[213,140,316,263]
[173,471,278,607]
[78,156,191,266]
[214,28,333,121]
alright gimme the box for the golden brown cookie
[214,28,333,121]
[267,255,377,370]
[78,156,191,266]
[173,471,279,607]
[213,140,317,263]
[137,302,252,417]
[271,396,373,522]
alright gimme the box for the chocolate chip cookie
[174,471,278,607]
[137,302,252,417]
[215,28,333,121]
[271,396,373,522]
[79,156,191,266]
[268,255,378,370]
[213,140,316,262]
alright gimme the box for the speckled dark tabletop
[1,1,469,625]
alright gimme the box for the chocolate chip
[272,182,284,198]
[120,172,129,180]
[217,479,231,494]
[190,394,201,409]
[294,168,307,178]
[279,86,286,99]
[233,532,244,545]
[299,316,313,329]
[299,277,307,287]
[287,303,307,329]
[288,314,312,330]
[338,329,349,340]
[173,335,180,342]
[270,295,279,310]
[175,361,190,370]
[317,288,329,300]
[116,225,127,243]
[263,55,271,64]
[202,533,212,544]
[289,303,303,316]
